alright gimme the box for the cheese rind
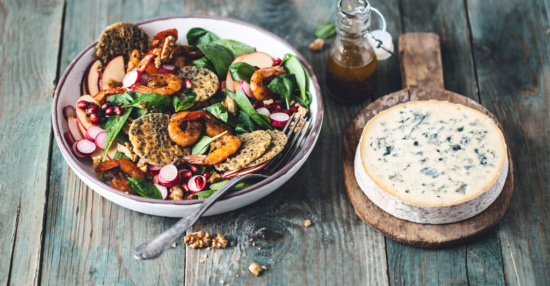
[355,100,508,224]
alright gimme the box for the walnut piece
[292,107,309,132]
[92,156,102,169]
[304,219,312,228]
[207,172,224,184]
[262,99,274,106]
[212,234,228,248]
[184,230,212,248]
[136,158,148,173]
[117,142,138,162]
[169,185,185,201]
[309,38,325,51]
[223,96,238,116]
[248,263,263,276]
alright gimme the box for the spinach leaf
[235,111,259,133]
[186,27,219,45]
[282,54,310,104]
[197,43,235,77]
[173,90,196,112]
[130,108,147,119]
[267,74,297,109]
[227,89,273,130]
[208,92,227,105]
[209,180,252,191]
[210,39,255,57]
[191,131,228,155]
[228,62,256,82]
[203,103,229,123]
[101,108,133,161]
[116,132,130,143]
[315,22,336,39]
[190,190,216,199]
[123,92,172,112]
[113,151,131,160]
[106,91,134,106]
[192,57,216,72]
[127,177,163,199]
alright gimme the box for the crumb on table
[304,219,312,228]
[248,262,263,276]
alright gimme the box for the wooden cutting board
[342,33,514,248]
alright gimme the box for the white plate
[52,15,323,217]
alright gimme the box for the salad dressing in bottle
[326,0,378,103]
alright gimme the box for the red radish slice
[255,107,270,117]
[72,142,86,158]
[63,105,76,120]
[158,64,176,74]
[75,139,96,156]
[185,79,193,89]
[149,165,162,176]
[159,164,179,186]
[187,175,207,193]
[179,169,193,181]
[158,175,179,187]
[94,131,108,149]
[64,131,75,146]
[240,81,252,97]
[86,126,104,142]
[269,112,290,128]
[122,70,141,88]
[67,117,84,141]
[223,161,270,179]
[155,184,169,200]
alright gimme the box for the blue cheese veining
[355,100,508,224]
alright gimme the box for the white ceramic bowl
[52,15,323,217]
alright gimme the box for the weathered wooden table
[2,0,548,284]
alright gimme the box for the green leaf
[208,92,227,105]
[191,131,228,155]
[173,90,197,112]
[228,62,256,82]
[210,39,255,57]
[186,27,219,45]
[101,108,133,161]
[197,43,235,77]
[123,92,172,112]
[267,74,297,109]
[113,151,131,160]
[226,89,273,130]
[190,190,216,199]
[203,103,229,123]
[115,132,130,143]
[315,22,336,39]
[208,180,252,191]
[192,57,216,72]
[235,111,259,133]
[127,177,163,199]
[282,54,310,104]
[106,91,134,106]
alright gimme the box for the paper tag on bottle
[367,30,394,61]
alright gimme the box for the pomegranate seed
[291,107,297,113]
[88,105,99,114]
[76,101,88,109]
[272,100,282,105]
[281,109,292,116]
[114,106,123,116]
[185,79,193,89]
[268,104,282,111]
[105,107,114,115]
[101,102,111,110]
[252,101,264,109]
[181,182,190,192]
[190,165,200,175]
[179,169,193,181]
[195,176,206,189]
[89,113,100,124]
[203,171,211,180]
[186,196,193,200]
[273,57,282,66]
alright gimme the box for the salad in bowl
[56,17,319,211]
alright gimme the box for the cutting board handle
[399,33,445,90]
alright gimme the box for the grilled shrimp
[128,49,158,74]
[131,73,182,95]
[249,66,286,101]
[93,87,127,104]
[95,159,145,193]
[168,111,205,147]
[182,110,233,137]
[136,29,179,72]
[184,134,241,165]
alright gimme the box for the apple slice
[86,59,102,96]
[68,117,84,141]
[76,119,87,137]
[225,54,247,92]
[232,52,275,91]
[81,68,89,95]
[75,95,100,130]
[98,55,125,91]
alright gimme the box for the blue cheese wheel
[354,100,508,224]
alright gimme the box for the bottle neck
[336,0,372,40]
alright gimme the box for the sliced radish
[67,117,84,141]
[158,64,176,74]
[122,70,141,88]
[255,107,271,117]
[270,112,290,128]
[188,175,207,193]
[155,184,169,200]
[179,169,193,181]
[75,139,96,156]
[72,142,86,158]
[149,165,162,176]
[86,126,104,142]
[240,81,252,98]
[63,105,76,120]
[94,131,108,149]
[64,131,75,146]
[159,164,179,187]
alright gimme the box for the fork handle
[133,173,268,260]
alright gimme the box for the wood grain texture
[40,0,187,285]
[0,0,64,285]
[467,0,550,285]
[399,33,445,90]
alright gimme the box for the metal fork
[134,113,312,260]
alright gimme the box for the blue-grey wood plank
[0,0,64,285]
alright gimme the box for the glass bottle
[326,0,378,103]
